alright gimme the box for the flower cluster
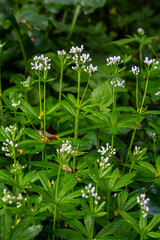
[97,156,111,169]
[68,45,97,72]
[137,194,150,217]
[57,140,75,163]
[10,163,24,175]
[81,183,101,205]
[130,66,140,75]
[155,91,160,96]
[2,189,27,208]
[11,99,20,108]
[5,125,17,135]
[31,54,51,71]
[133,146,142,156]
[137,28,145,35]
[84,64,98,75]
[2,139,18,157]
[106,56,123,66]
[143,57,159,71]
[57,50,66,56]
[1,125,18,158]
[98,143,116,156]
[111,79,125,88]
[69,45,84,54]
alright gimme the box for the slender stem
[129,161,134,174]
[4,205,7,240]
[59,65,64,102]
[44,81,46,138]
[73,70,81,172]
[122,128,136,175]
[136,75,139,111]
[0,66,3,125]
[80,75,90,106]
[139,43,143,72]
[107,192,110,222]
[153,139,156,162]
[140,71,150,112]
[39,76,42,116]
[67,5,81,41]
[90,216,95,239]
[53,164,61,240]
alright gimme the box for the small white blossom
[137,194,150,217]
[130,66,140,75]
[98,143,116,156]
[84,64,98,75]
[97,156,111,169]
[155,91,160,96]
[143,57,159,70]
[31,54,51,71]
[57,50,66,56]
[11,163,24,175]
[21,80,30,88]
[111,79,125,88]
[106,56,123,66]
[133,146,142,156]
[11,99,20,108]
[69,45,84,54]
[81,183,101,205]
[137,28,145,35]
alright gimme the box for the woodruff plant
[1,41,160,240]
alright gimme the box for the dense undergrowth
[1,1,160,240]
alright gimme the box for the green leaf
[30,161,59,170]
[108,38,136,46]
[0,210,12,240]
[62,101,76,116]
[108,168,119,191]
[84,215,93,238]
[146,214,160,232]
[120,210,140,234]
[67,220,89,238]
[0,170,17,186]
[12,225,42,240]
[20,100,38,117]
[38,172,54,198]
[58,175,77,201]
[146,232,160,238]
[138,162,156,175]
[25,128,42,140]
[54,229,86,240]
[113,171,136,191]
[156,157,160,173]
[47,102,61,115]
[95,219,131,239]
[21,11,48,30]
[91,81,112,108]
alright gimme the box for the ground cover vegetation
[1,0,160,239]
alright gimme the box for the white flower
[98,143,116,156]
[155,91,160,96]
[106,56,123,66]
[137,194,150,218]
[130,66,140,75]
[69,45,84,54]
[111,79,125,88]
[137,28,145,35]
[84,64,98,75]
[57,50,66,56]
[143,57,159,70]
[31,54,51,71]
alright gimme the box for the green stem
[73,70,81,172]
[44,81,46,138]
[136,75,139,111]
[139,43,143,72]
[67,5,81,41]
[122,128,136,175]
[0,66,3,125]
[4,205,7,240]
[39,76,42,117]
[53,164,61,240]
[153,140,156,162]
[80,75,90,106]
[59,65,64,102]
[140,71,150,112]
[107,192,110,222]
